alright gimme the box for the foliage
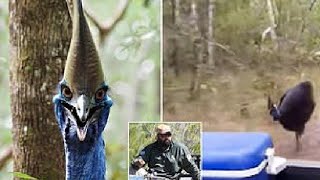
[164,0,320,71]
[128,123,201,164]
[0,1,11,179]
[0,0,160,179]
[12,172,38,180]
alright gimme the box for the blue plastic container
[202,132,273,180]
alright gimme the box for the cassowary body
[268,81,315,151]
[53,0,112,179]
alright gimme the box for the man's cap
[156,124,171,134]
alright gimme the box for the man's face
[157,132,172,147]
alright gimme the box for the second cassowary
[268,81,315,151]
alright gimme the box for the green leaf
[11,172,38,180]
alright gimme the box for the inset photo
[128,122,201,179]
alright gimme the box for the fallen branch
[165,25,237,57]
[213,42,236,56]
[206,41,245,69]
[164,86,190,91]
[65,0,130,45]
[309,0,317,11]
[0,146,13,170]
[261,26,272,43]
[84,0,130,45]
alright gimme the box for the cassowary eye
[62,86,73,99]
[95,89,105,101]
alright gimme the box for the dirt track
[165,101,320,160]
[164,67,320,161]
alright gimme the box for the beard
[157,139,171,149]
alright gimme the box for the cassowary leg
[295,133,302,151]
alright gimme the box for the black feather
[270,81,316,150]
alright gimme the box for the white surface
[286,159,320,168]
[202,160,268,178]
[265,148,287,175]
[266,156,287,175]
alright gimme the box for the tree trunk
[266,0,278,49]
[169,0,180,76]
[9,0,72,179]
[189,0,203,99]
[207,0,215,67]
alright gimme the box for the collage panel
[164,0,320,179]
[0,0,160,179]
[128,122,201,179]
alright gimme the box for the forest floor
[164,64,320,161]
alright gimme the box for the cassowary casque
[268,81,315,151]
[53,0,112,179]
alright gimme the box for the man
[132,124,200,180]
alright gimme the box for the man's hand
[132,158,146,169]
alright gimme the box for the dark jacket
[135,140,200,180]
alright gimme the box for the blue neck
[53,87,112,180]
[65,137,106,180]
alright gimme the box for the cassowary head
[268,96,280,121]
[53,0,112,144]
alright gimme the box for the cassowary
[268,81,315,151]
[53,0,112,179]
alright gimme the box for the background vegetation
[0,0,160,179]
[129,123,201,165]
[164,0,320,160]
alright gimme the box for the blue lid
[203,132,273,170]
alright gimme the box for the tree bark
[9,0,72,179]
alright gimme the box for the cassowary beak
[75,95,90,141]
[76,95,90,122]
[77,123,89,141]
[61,93,105,141]
[61,94,104,141]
